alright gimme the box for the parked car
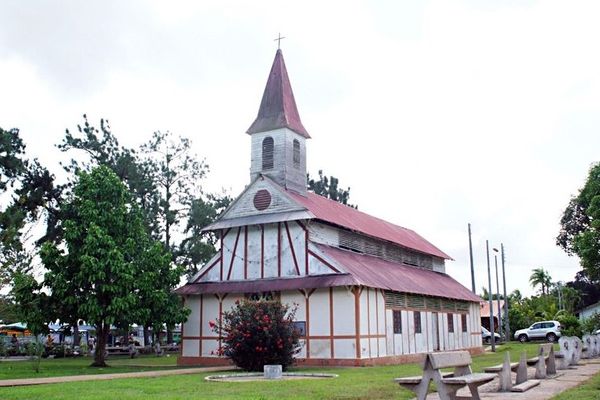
[513,320,561,343]
[481,326,501,344]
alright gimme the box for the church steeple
[247,49,309,195]
[247,49,310,138]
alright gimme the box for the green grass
[0,343,579,400]
[0,354,180,380]
[551,371,600,400]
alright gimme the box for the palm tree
[529,267,552,295]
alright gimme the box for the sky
[1,0,599,298]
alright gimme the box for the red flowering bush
[211,299,301,371]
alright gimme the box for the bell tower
[247,49,310,195]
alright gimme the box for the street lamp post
[493,248,502,341]
[486,240,496,352]
[501,244,510,340]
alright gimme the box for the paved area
[0,366,233,387]
[416,360,600,400]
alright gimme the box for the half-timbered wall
[180,287,481,363]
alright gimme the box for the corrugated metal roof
[287,190,452,260]
[176,244,479,303]
[246,49,310,138]
[480,300,505,317]
[315,244,481,303]
[175,274,354,295]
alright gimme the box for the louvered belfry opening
[262,136,274,170]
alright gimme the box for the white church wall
[263,224,279,278]
[184,297,201,337]
[309,289,330,336]
[203,297,220,338]
[246,225,262,279]
[309,339,330,358]
[360,289,369,337]
[333,287,355,336]
[334,339,355,359]
[182,339,199,357]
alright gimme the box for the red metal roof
[176,244,478,303]
[317,244,481,303]
[287,190,452,260]
[247,49,310,138]
[176,274,355,295]
[480,300,505,317]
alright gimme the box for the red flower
[209,320,216,329]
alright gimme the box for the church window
[414,311,422,334]
[448,313,454,333]
[292,321,306,337]
[262,137,274,170]
[461,314,468,332]
[393,310,402,334]
[293,139,300,167]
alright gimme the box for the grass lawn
[0,342,583,400]
[552,371,600,400]
[0,354,180,380]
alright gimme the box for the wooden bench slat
[428,351,472,369]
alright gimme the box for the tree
[41,166,164,367]
[307,170,355,208]
[529,267,552,295]
[557,163,600,280]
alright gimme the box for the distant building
[577,301,600,321]
[176,49,483,366]
[480,300,506,332]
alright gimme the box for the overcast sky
[1,0,598,298]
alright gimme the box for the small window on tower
[293,139,300,168]
[262,137,274,170]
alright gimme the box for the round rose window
[253,189,272,211]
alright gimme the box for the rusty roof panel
[316,244,480,303]
[247,49,310,138]
[175,273,355,295]
[288,190,452,260]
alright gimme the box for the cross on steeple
[274,33,286,49]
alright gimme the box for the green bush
[557,314,582,337]
[581,313,600,334]
[211,299,301,372]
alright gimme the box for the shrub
[581,313,600,334]
[557,313,582,337]
[211,299,301,372]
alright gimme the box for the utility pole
[486,240,496,352]
[493,249,502,341]
[501,243,510,341]
[468,223,476,293]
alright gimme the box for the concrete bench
[526,343,557,379]
[483,351,540,392]
[395,351,496,400]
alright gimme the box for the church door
[432,312,440,351]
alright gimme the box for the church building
[176,49,483,366]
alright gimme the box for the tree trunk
[143,325,150,347]
[73,323,80,347]
[167,326,173,344]
[91,323,109,367]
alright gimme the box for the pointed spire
[247,49,310,138]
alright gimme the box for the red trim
[199,295,203,356]
[277,222,281,277]
[367,287,371,357]
[196,258,221,282]
[354,286,361,359]
[305,294,310,358]
[260,224,265,279]
[244,226,248,280]
[220,230,224,281]
[305,228,309,276]
[375,289,379,356]
[329,287,334,358]
[295,220,307,231]
[285,222,300,275]
[226,228,241,281]
[308,250,341,273]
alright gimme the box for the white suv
[513,320,561,343]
